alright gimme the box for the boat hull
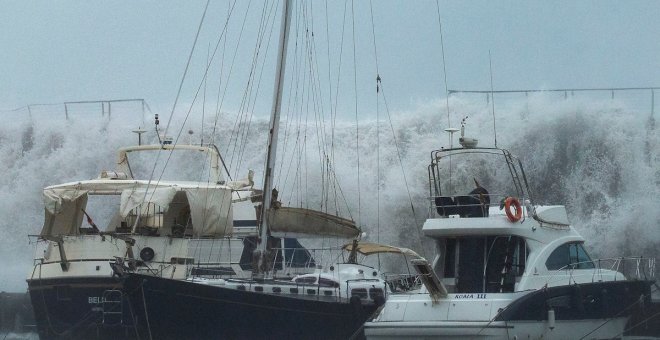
[123,273,379,340]
[27,276,137,340]
[365,280,653,339]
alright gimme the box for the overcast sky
[1,0,659,119]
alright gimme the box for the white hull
[365,318,628,339]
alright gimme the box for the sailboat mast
[258,0,292,256]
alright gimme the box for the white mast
[256,0,292,275]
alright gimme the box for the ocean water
[0,92,657,293]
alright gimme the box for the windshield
[125,149,216,182]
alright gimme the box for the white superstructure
[365,146,655,339]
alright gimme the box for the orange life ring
[504,197,522,222]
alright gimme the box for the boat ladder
[101,289,123,326]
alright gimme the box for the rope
[578,291,645,340]
[140,280,153,340]
[616,308,660,337]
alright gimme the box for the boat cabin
[423,147,609,294]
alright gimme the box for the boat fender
[504,197,522,222]
[140,247,155,262]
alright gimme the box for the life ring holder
[504,197,523,222]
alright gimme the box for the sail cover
[267,207,360,238]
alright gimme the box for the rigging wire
[201,42,210,146]
[378,81,419,224]
[138,0,212,219]
[330,0,350,215]
[233,0,279,179]
[351,0,361,228]
[489,50,498,147]
[214,0,253,169]
[368,0,380,248]
[324,0,334,213]
[161,0,210,139]
[435,0,451,129]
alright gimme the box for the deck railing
[555,256,656,282]
[428,193,527,219]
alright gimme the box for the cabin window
[443,238,457,278]
[351,288,368,299]
[442,236,527,293]
[545,242,595,270]
[283,238,315,268]
[318,278,339,288]
[369,288,385,300]
[294,276,317,284]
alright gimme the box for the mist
[1,93,657,291]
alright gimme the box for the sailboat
[117,0,419,339]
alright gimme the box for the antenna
[132,127,147,146]
[489,51,498,147]
[444,127,459,149]
[444,127,459,193]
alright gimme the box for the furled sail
[267,207,360,238]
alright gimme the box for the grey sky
[1,1,659,118]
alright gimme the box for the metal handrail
[551,256,656,282]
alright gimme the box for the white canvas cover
[119,187,177,217]
[41,187,89,236]
[40,180,235,238]
[186,187,234,237]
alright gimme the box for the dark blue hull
[495,279,654,322]
[27,276,138,339]
[123,273,378,340]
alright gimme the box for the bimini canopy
[341,242,421,259]
[267,207,360,239]
[41,185,89,237]
[40,179,234,238]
